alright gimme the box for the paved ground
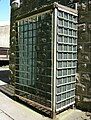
[0,81,91,120]
[0,91,50,120]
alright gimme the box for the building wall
[76,0,91,111]
[0,25,10,48]
[0,25,10,61]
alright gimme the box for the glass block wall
[15,12,52,108]
[14,3,77,117]
[56,8,77,111]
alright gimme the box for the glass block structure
[14,3,77,117]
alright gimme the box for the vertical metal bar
[31,21,33,86]
[14,21,19,95]
[51,7,57,119]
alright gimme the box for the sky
[0,0,10,24]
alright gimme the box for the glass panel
[16,12,52,108]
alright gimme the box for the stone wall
[76,0,91,111]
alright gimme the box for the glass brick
[64,20,68,27]
[64,28,68,35]
[58,70,62,77]
[62,61,67,67]
[69,22,72,28]
[58,61,62,68]
[63,69,67,76]
[57,53,63,59]
[64,12,68,19]
[58,11,63,18]
[58,19,63,26]
[64,36,68,43]
[57,35,64,43]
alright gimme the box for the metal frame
[51,7,58,118]
[56,3,78,16]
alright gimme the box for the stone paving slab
[0,90,91,120]
[0,112,13,120]
[56,109,90,120]
[0,92,50,120]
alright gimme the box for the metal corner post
[51,7,57,119]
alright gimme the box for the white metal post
[51,7,57,119]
